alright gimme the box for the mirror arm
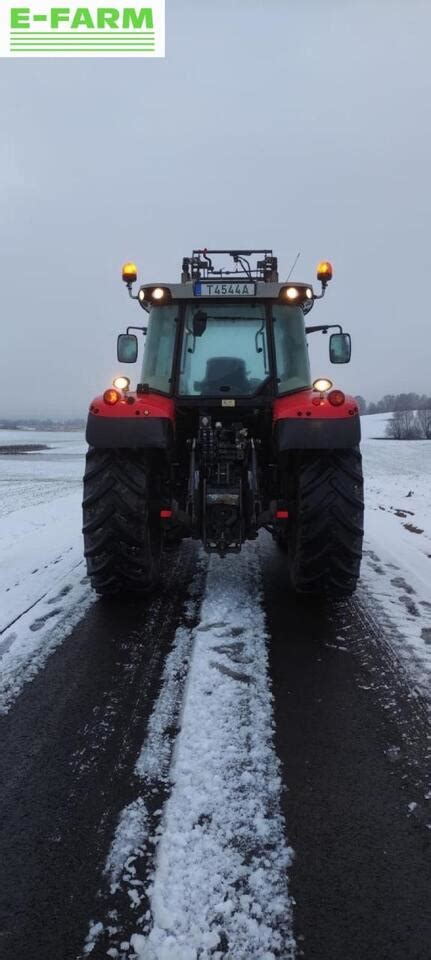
[305,323,342,335]
[127,325,148,336]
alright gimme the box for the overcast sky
[1,0,430,418]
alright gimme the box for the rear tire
[287,447,364,597]
[82,448,161,597]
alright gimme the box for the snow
[360,413,391,441]
[360,414,431,697]
[99,546,295,960]
[0,431,93,714]
[99,577,205,917]
[82,412,430,960]
[106,798,151,893]
[84,922,105,955]
[3,418,431,959]
[135,578,203,786]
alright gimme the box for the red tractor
[83,250,363,597]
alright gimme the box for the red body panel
[89,389,358,424]
[89,392,176,421]
[273,389,359,422]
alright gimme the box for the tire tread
[82,448,160,596]
[289,447,364,597]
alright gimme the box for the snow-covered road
[80,417,431,960]
[0,422,430,960]
[86,548,295,960]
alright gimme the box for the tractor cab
[118,249,349,409]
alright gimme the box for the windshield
[273,304,311,394]
[140,301,311,397]
[141,305,178,393]
[179,303,268,397]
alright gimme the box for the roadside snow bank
[0,432,93,713]
[135,546,294,960]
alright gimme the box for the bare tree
[368,392,431,415]
[386,410,422,440]
[355,395,367,415]
[416,407,431,439]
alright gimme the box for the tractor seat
[194,357,250,395]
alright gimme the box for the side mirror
[330,332,351,364]
[117,333,138,363]
[193,310,208,338]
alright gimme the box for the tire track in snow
[0,564,93,715]
[84,545,295,959]
[0,560,83,638]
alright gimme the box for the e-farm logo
[0,1,165,56]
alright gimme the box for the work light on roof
[152,287,165,301]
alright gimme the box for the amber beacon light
[122,262,138,284]
[316,261,333,284]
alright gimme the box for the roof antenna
[286,251,301,281]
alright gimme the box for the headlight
[113,376,130,391]
[284,286,299,300]
[313,378,333,392]
[152,287,165,301]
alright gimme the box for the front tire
[287,447,364,597]
[82,449,161,597]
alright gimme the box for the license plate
[195,281,256,297]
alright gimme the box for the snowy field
[360,414,431,697]
[0,430,93,714]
